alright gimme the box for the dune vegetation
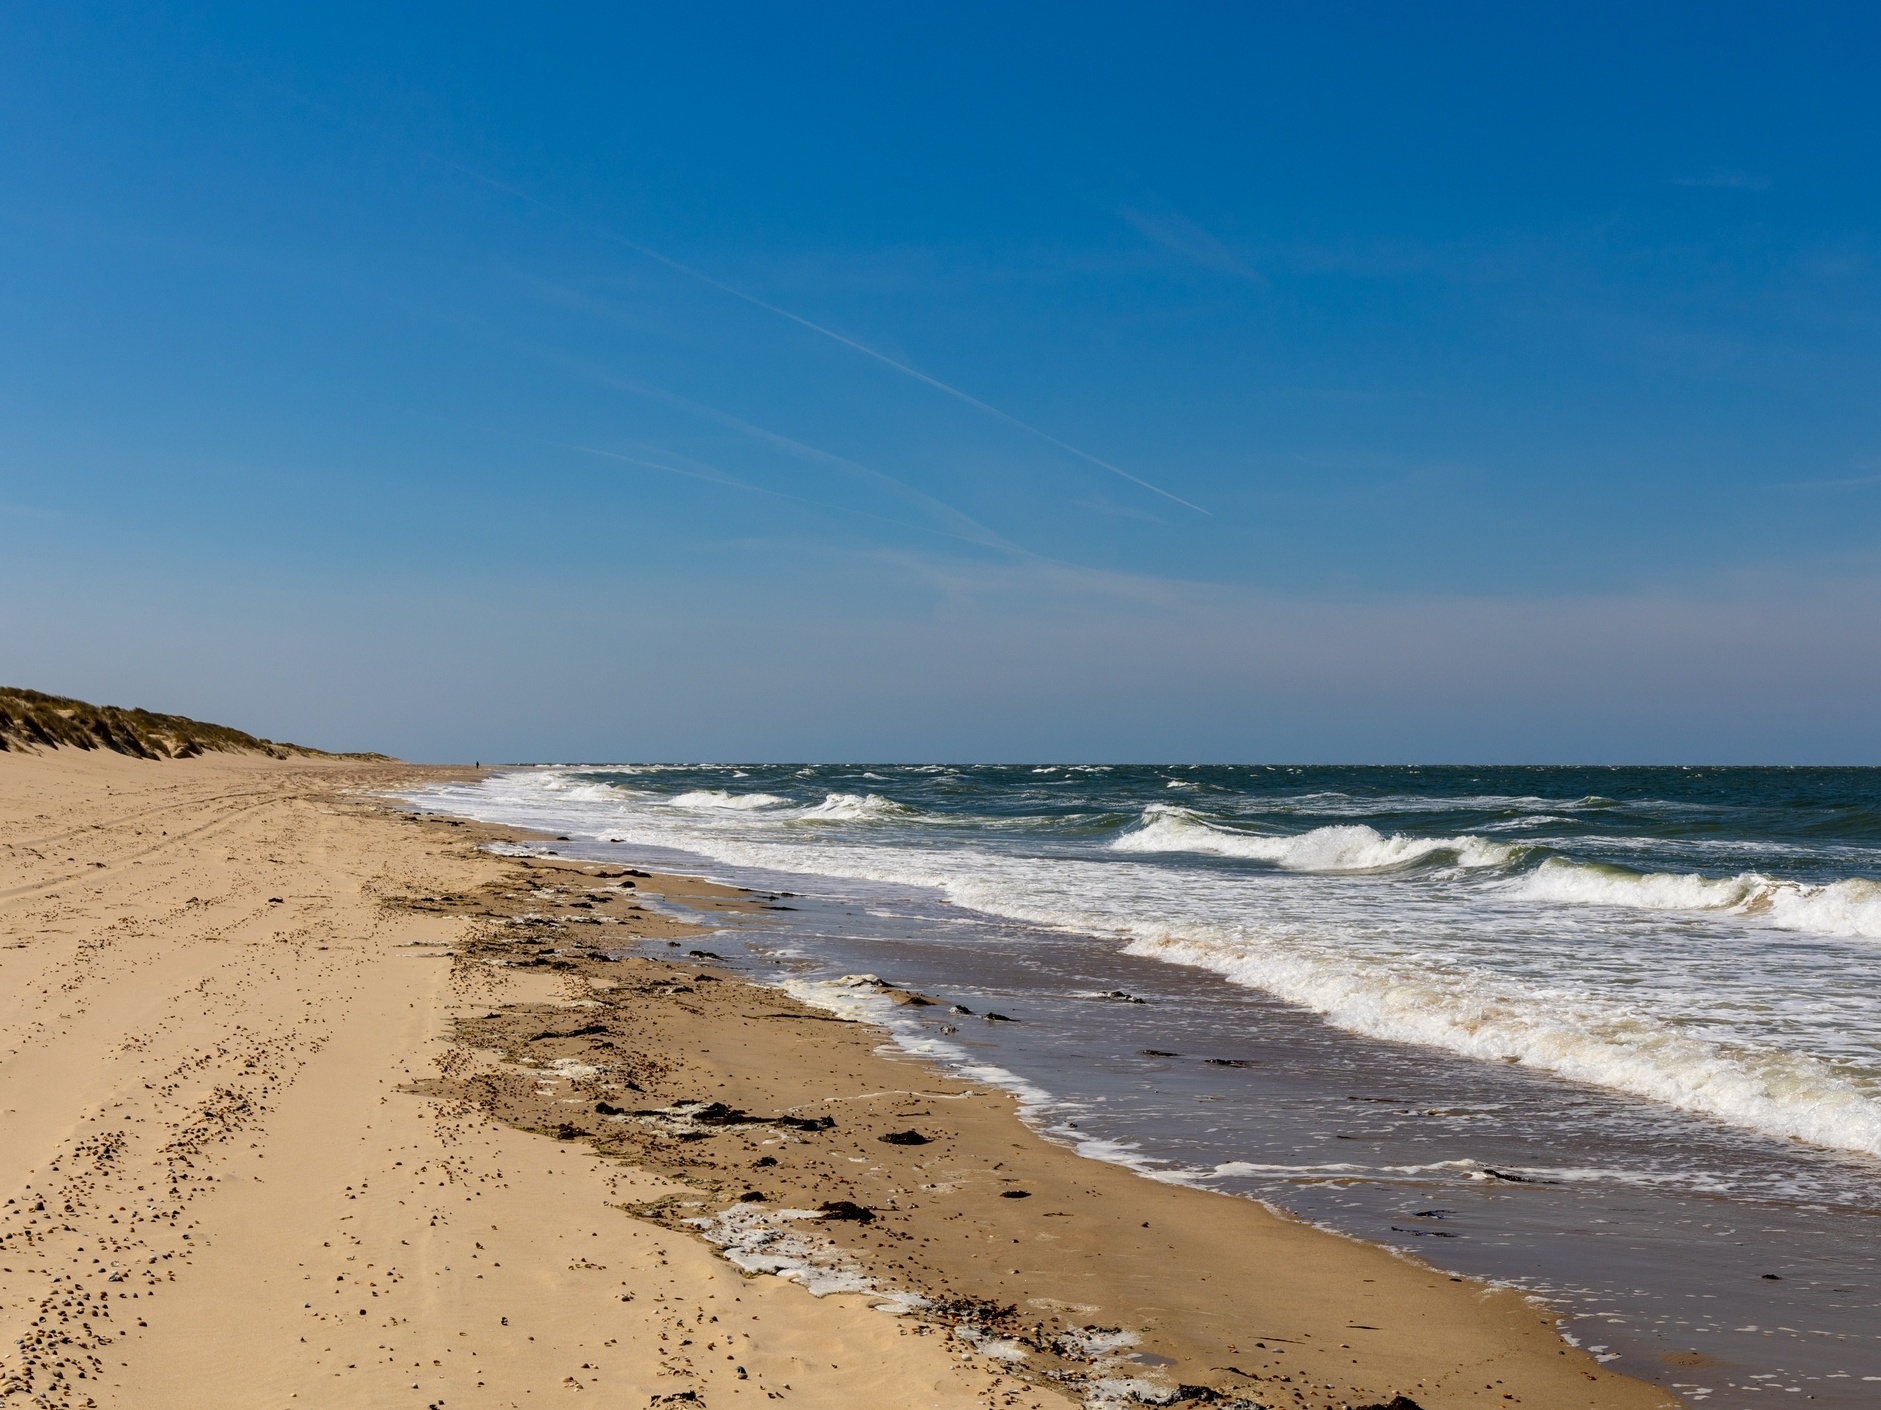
[0,686,387,760]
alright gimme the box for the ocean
[405,764,1881,1406]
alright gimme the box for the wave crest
[528,776,631,803]
[666,790,789,811]
[793,792,911,822]
[1126,930,1881,1156]
[1112,806,1518,872]
[1512,858,1881,939]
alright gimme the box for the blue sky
[4,3,1880,761]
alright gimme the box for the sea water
[405,764,1881,1406]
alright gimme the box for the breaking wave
[667,790,789,810]
[524,775,631,803]
[791,792,912,822]
[1121,928,1881,1157]
[1511,858,1881,940]
[1112,805,1519,872]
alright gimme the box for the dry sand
[0,751,1675,1410]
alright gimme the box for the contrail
[606,242,1211,515]
[440,159,1209,515]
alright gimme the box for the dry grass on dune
[0,686,391,761]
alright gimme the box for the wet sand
[0,750,1674,1409]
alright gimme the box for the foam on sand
[687,1203,917,1303]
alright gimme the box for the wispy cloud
[1118,206,1267,287]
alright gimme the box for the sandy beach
[0,749,1675,1410]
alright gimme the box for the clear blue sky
[4,3,1879,762]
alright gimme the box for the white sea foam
[1053,1327,1139,1359]
[1085,1378,1181,1407]
[1113,806,1518,872]
[1764,878,1881,938]
[951,1326,1030,1362]
[1512,858,1881,939]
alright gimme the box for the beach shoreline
[0,750,1671,1409]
